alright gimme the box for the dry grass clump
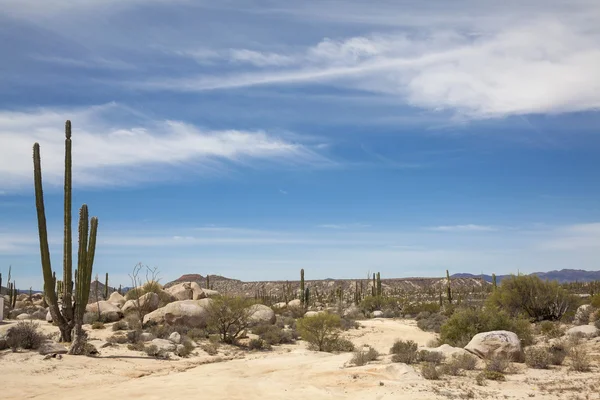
[421,362,442,380]
[569,346,591,372]
[143,344,170,359]
[350,346,379,366]
[390,339,418,364]
[6,321,44,351]
[538,320,564,339]
[524,347,552,369]
[549,341,568,365]
[201,342,219,356]
[91,321,105,330]
[417,349,445,365]
[416,312,447,333]
[441,353,478,376]
[176,339,195,357]
[485,354,510,373]
[111,320,128,331]
[252,324,296,345]
[248,338,272,351]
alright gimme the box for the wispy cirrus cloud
[427,224,498,232]
[0,103,332,191]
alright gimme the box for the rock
[169,332,181,344]
[566,325,599,338]
[85,301,123,322]
[9,309,25,319]
[16,313,31,320]
[272,302,287,309]
[143,299,213,328]
[46,311,53,322]
[304,311,325,318]
[17,294,29,301]
[122,292,160,313]
[0,338,7,351]
[288,299,302,308]
[31,309,47,320]
[429,344,473,359]
[150,338,176,352]
[108,292,126,307]
[574,305,595,325]
[248,304,276,325]
[202,289,220,298]
[343,305,360,318]
[165,282,204,301]
[140,332,156,342]
[38,340,68,355]
[372,310,384,318]
[464,331,523,362]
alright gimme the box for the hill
[451,269,600,284]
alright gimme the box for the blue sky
[1,0,599,289]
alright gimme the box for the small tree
[206,296,254,344]
[297,313,342,351]
[128,263,161,326]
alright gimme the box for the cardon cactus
[33,120,99,354]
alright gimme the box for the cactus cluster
[33,120,99,355]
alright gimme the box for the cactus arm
[63,121,73,320]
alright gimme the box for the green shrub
[403,302,441,316]
[323,337,355,352]
[390,340,418,364]
[421,362,441,380]
[538,321,564,339]
[439,307,533,347]
[359,296,400,314]
[187,328,208,341]
[350,346,379,366]
[452,353,478,370]
[127,342,145,351]
[549,341,567,365]
[6,321,44,351]
[589,294,600,309]
[478,370,505,382]
[416,313,447,333]
[298,313,343,352]
[417,350,445,365]
[486,275,577,321]
[524,347,552,369]
[594,318,600,330]
[206,296,255,344]
[248,338,272,351]
[252,324,295,345]
[91,321,105,330]
[177,339,196,357]
[143,344,170,359]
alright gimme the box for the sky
[1,0,599,290]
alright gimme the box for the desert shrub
[112,320,129,331]
[83,312,99,325]
[91,321,105,330]
[548,341,567,365]
[595,318,600,330]
[127,342,145,351]
[201,342,219,355]
[340,317,360,331]
[487,275,577,321]
[359,296,400,314]
[538,320,564,339]
[252,324,295,345]
[416,313,447,333]
[187,328,208,341]
[417,350,445,365]
[177,339,196,357]
[350,346,379,366]
[206,296,255,344]
[478,370,505,382]
[248,338,271,351]
[126,329,143,344]
[524,347,552,369]
[146,323,178,339]
[426,338,442,348]
[390,339,418,364]
[275,315,297,330]
[143,344,170,359]
[439,307,533,347]
[298,313,343,352]
[286,305,306,319]
[403,302,441,316]
[590,294,600,309]
[485,354,510,373]
[421,362,442,380]
[323,337,355,352]
[107,334,128,344]
[569,346,591,372]
[441,360,463,376]
[124,314,142,331]
[6,321,44,351]
[452,353,478,370]
[475,372,487,386]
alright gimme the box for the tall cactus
[300,269,305,306]
[104,272,109,299]
[206,275,210,290]
[492,273,497,290]
[33,120,99,354]
[446,270,452,304]
[0,272,2,295]
[376,272,382,296]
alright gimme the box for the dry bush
[340,317,360,331]
[248,338,271,351]
[201,342,219,355]
[186,328,209,341]
[549,341,568,365]
[417,350,445,365]
[390,339,418,364]
[176,339,196,357]
[569,346,591,372]
[475,372,487,386]
[127,342,145,351]
[124,314,142,331]
[350,346,379,366]
[91,321,105,330]
[421,362,442,380]
[286,305,306,319]
[143,344,170,359]
[442,353,478,375]
[112,320,128,331]
[485,354,510,373]
[275,315,297,330]
[525,347,552,369]
[6,321,44,351]
[323,337,355,352]
[478,370,505,382]
[538,321,564,339]
[252,324,296,345]
[594,317,600,330]
[107,334,128,344]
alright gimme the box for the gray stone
[140,332,156,342]
[372,310,384,318]
[122,292,160,314]
[108,292,126,307]
[169,331,181,344]
[150,338,176,352]
[85,301,123,322]
[143,299,213,328]
[566,325,599,338]
[16,313,32,320]
[248,304,276,325]
[38,340,68,355]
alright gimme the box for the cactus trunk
[104,272,109,299]
[300,269,305,306]
[446,270,452,304]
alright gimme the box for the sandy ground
[1,318,600,400]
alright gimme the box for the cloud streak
[0,103,332,191]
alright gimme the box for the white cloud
[536,222,600,250]
[142,15,600,119]
[427,224,497,232]
[0,103,331,191]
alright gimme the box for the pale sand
[1,319,599,400]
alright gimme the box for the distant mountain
[452,269,600,284]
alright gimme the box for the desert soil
[1,319,599,400]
